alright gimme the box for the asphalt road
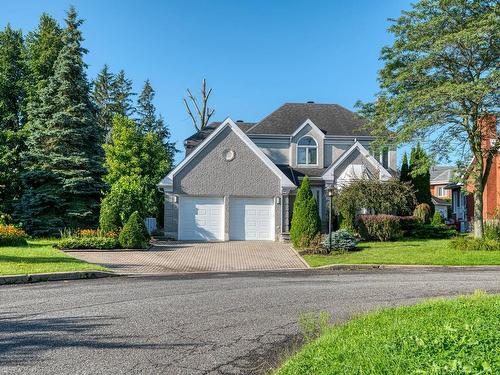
[1,269,500,375]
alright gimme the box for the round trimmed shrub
[323,230,358,253]
[118,211,150,249]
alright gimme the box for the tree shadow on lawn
[0,255,89,265]
[0,312,195,367]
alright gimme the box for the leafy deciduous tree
[357,0,499,238]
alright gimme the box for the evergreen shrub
[118,211,150,249]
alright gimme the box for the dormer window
[297,136,318,165]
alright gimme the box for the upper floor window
[297,136,317,165]
[437,186,445,197]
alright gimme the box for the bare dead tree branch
[184,79,215,131]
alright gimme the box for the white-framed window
[437,186,445,197]
[297,136,318,165]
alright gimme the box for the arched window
[297,136,317,165]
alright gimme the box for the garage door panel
[230,198,274,241]
[179,197,224,241]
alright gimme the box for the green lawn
[276,292,500,374]
[0,239,109,276]
[304,239,500,267]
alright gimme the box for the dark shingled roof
[276,165,325,185]
[246,103,368,136]
[184,121,255,155]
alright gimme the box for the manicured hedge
[0,225,28,246]
[59,236,119,249]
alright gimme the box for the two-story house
[158,103,397,241]
[430,166,454,218]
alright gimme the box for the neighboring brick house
[430,166,454,219]
[446,115,499,231]
[430,166,454,199]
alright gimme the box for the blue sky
[3,0,413,163]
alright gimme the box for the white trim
[296,135,319,166]
[158,118,296,189]
[291,119,325,139]
[322,141,392,182]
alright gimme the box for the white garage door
[179,197,224,241]
[230,198,275,241]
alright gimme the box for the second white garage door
[230,198,275,241]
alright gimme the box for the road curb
[315,264,500,271]
[0,271,117,285]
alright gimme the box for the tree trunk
[473,183,484,239]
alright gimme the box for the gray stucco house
[158,103,396,241]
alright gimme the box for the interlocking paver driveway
[65,241,308,274]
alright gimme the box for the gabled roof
[159,118,296,190]
[430,166,455,184]
[291,119,325,138]
[246,103,369,136]
[322,141,392,182]
[184,121,255,153]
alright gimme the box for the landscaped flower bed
[0,225,28,246]
[58,211,150,250]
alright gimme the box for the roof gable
[322,141,392,182]
[159,118,296,191]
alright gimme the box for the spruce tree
[399,152,410,183]
[23,14,63,110]
[136,79,176,158]
[92,64,115,142]
[111,69,134,116]
[0,25,25,214]
[19,7,105,236]
[0,24,25,131]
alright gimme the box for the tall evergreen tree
[408,143,433,210]
[92,64,115,142]
[290,176,321,248]
[23,14,63,111]
[111,69,134,116]
[399,152,410,183]
[136,79,176,158]
[19,7,105,236]
[0,24,25,130]
[0,24,25,214]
